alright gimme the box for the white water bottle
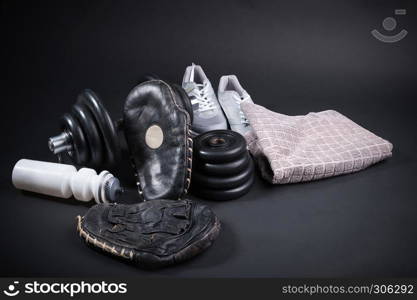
[12,159,122,203]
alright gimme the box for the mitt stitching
[164,82,193,198]
[77,216,134,260]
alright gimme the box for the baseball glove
[76,199,220,268]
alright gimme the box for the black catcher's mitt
[76,199,220,268]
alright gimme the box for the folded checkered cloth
[241,102,393,184]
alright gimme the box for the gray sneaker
[182,64,227,135]
[218,75,253,135]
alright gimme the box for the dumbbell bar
[48,89,121,167]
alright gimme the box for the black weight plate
[192,158,254,189]
[71,103,103,166]
[194,153,251,176]
[61,113,87,165]
[193,130,247,163]
[79,89,120,165]
[192,173,254,201]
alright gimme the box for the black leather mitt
[77,199,220,269]
[123,80,193,201]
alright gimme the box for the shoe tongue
[183,82,198,93]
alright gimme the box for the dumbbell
[48,80,193,170]
[191,130,254,200]
[48,89,122,168]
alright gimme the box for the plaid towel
[241,102,393,184]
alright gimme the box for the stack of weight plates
[191,130,254,201]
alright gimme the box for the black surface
[2,0,416,277]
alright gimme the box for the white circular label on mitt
[145,125,164,149]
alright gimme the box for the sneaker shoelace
[190,82,216,112]
[233,94,250,125]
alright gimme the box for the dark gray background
[2,0,416,277]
